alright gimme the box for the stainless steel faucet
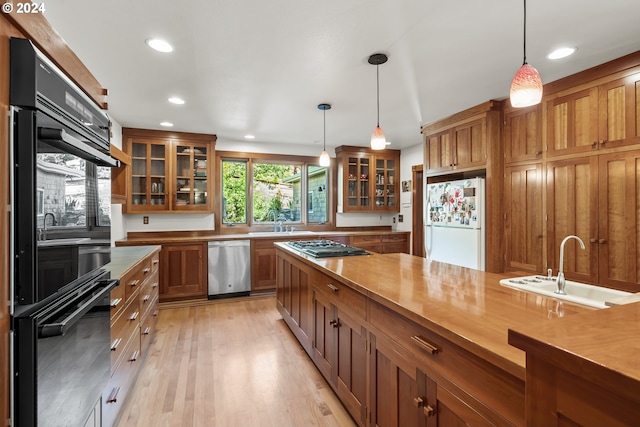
[267,210,277,232]
[555,235,586,295]
[42,212,57,240]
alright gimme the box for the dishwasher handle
[208,240,250,248]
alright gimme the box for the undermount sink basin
[248,230,317,236]
[499,275,632,309]
[37,237,90,247]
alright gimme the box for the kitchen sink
[248,231,317,236]
[499,275,632,309]
[37,237,91,247]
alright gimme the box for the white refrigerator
[425,177,485,270]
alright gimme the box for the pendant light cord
[376,64,381,127]
[522,0,527,65]
[323,108,326,151]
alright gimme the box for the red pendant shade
[510,63,543,108]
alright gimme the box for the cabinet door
[252,240,278,292]
[160,243,206,301]
[504,164,543,273]
[546,88,599,157]
[335,309,367,426]
[173,142,211,211]
[452,119,486,169]
[345,155,372,211]
[425,130,453,173]
[129,138,168,211]
[311,289,336,381]
[504,105,542,163]
[598,73,640,149]
[370,333,422,427]
[598,151,640,292]
[546,157,599,284]
[374,156,399,211]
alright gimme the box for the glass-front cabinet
[336,146,400,213]
[130,139,167,210]
[123,129,216,213]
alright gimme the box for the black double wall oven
[10,38,120,427]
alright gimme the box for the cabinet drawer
[369,301,524,426]
[102,330,141,427]
[150,251,160,275]
[382,234,407,243]
[138,271,159,318]
[140,296,159,357]
[312,272,366,320]
[121,259,149,302]
[110,297,140,371]
[109,281,126,318]
[351,235,382,246]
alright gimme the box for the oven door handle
[38,127,120,168]
[39,279,119,338]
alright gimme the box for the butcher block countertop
[275,243,602,380]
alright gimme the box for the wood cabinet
[122,128,216,213]
[160,242,207,301]
[276,251,313,353]
[276,248,524,427]
[421,100,504,273]
[546,73,640,157]
[336,146,400,213]
[311,271,368,426]
[110,144,131,204]
[546,150,640,292]
[103,247,160,427]
[503,104,543,164]
[504,163,543,273]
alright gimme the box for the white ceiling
[43,0,640,150]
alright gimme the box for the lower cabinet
[276,248,524,427]
[160,242,207,301]
[103,247,160,427]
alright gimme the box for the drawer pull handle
[152,282,158,289]
[153,310,159,317]
[152,259,159,265]
[110,338,122,351]
[129,311,139,321]
[129,279,139,287]
[143,294,150,302]
[143,267,150,274]
[110,298,122,308]
[411,335,439,355]
[599,239,607,244]
[106,386,121,404]
[424,405,435,417]
[327,284,339,292]
[143,327,151,335]
[129,350,139,362]
[413,397,424,407]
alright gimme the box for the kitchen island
[274,243,639,427]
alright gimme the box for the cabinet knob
[413,397,424,407]
[590,238,597,243]
[329,320,339,328]
[600,139,607,145]
[599,239,607,244]
[424,405,435,417]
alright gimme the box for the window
[219,154,329,226]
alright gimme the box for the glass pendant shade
[370,126,386,150]
[319,149,330,167]
[510,63,543,108]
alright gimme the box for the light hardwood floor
[116,295,357,427]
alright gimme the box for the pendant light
[510,0,543,108]
[369,53,388,150]
[318,103,331,167]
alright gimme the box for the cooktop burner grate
[286,240,369,258]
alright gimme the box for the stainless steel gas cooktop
[286,240,369,258]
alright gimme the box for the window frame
[216,151,334,233]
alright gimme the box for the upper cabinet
[121,128,216,213]
[546,72,640,157]
[504,103,543,164]
[336,146,400,213]
[422,100,502,175]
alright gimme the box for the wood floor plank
[116,295,356,427]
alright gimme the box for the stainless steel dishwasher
[207,240,251,298]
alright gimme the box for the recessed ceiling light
[547,47,576,60]
[385,141,391,145]
[244,134,256,139]
[168,97,185,105]
[160,121,174,127]
[145,38,173,53]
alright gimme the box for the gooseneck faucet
[42,212,57,240]
[267,210,277,232]
[555,235,586,295]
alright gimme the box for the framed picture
[401,180,411,192]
